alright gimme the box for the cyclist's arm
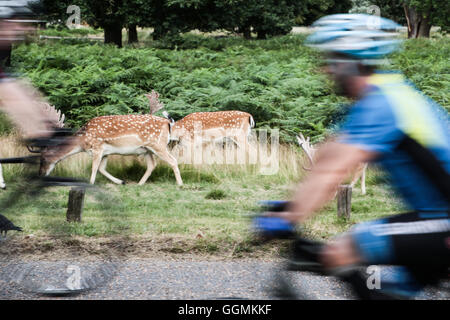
[278,92,402,223]
[271,141,376,223]
[0,79,53,140]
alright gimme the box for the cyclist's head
[0,1,38,48]
[306,14,401,97]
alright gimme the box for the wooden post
[66,187,85,222]
[337,185,352,219]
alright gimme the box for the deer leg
[150,148,183,186]
[228,136,246,164]
[90,151,103,184]
[0,164,5,189]
[138,153,156,185]
[349,163,367,195]
[349,173,359,189]
[225,137,239,148]
[98,156,125,185]
[361,164,367,195]
[235,133,257,159]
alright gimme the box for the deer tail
[162,111,175,134]
[249,115,255,128]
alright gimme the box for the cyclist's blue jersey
[339,72,450,213]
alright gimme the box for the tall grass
[12,34,449,145]
[0,134,306,185]
[0,133,409,256]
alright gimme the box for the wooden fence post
[66,187,85,222]
[337,185,352,219]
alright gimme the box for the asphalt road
[0,258,448,300]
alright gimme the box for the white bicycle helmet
[306,13,402,64]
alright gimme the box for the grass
[4,32,440,257]
[0,134,409,257]
[12,33,448,145]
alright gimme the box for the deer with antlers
[39,91,183,185]
[297,133,367,195]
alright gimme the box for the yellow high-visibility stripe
[367,74,447,147]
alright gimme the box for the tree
[142,0,305,40]
[30,0,127,47]
[231,0,299,39]
[82,0,127,47]
[30,0,358,45]
[122,0,153,44]
[351,0,449,38]
[28,0,78,25]
[403,0,449,38]
[295,0,353,26]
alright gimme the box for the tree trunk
[417,17,432,38]
[128,24,138,44]
[256,30,267,40]
[104,24,123,47]
[152,26,167,40]
[404,5,432,38]
[0,43,12,68]
[240,26,252,39]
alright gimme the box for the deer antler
[40,102,65,128]
[296,133,315,171]
[145,90,164,114]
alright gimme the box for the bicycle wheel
[0,160,127,298]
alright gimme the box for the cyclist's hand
[252,215,296,240]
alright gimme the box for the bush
[10,35,449,144]
[39,26,102,38]
[205,189,227,200]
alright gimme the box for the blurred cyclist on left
[0,1,61,141]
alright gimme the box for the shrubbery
[9,34,449,143]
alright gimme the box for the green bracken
[0,33,447,255]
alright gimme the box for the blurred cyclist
[0,1,59,141]
[256,14,449,299]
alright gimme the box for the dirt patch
[0,234,285,261]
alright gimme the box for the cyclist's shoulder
[348,87,395,124]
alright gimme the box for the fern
[10,35,449,143]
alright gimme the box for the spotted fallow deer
[170,111,255,150]
[39,93,183,185]
[297,133,367,195]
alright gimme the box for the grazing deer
[296,133,367,195]
[40,93,183,186]
[170,111,255,150]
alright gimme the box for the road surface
[0,258,448,300]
